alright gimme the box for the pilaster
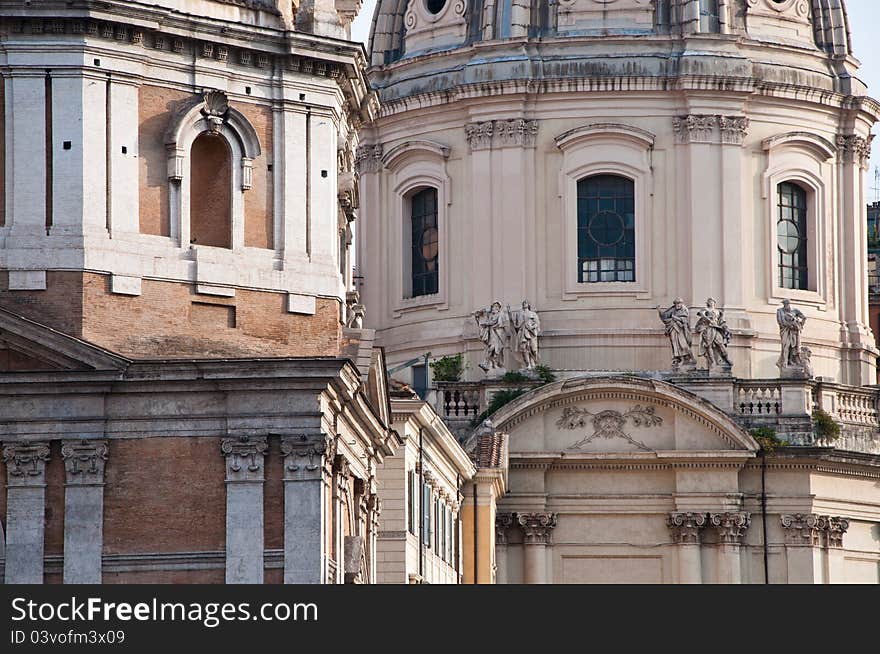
[667,511,707,584]
[61,440,109,584]
[709,511,750,584]
[3,442,50,584]
[221,436,268,584]
[517,512,557,584]
[494,511,515,585]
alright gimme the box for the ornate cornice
[516,512,558,545]
[709,512,751,545]
[495,512,515,546]
[220,436,268,483]
[667,512,707,545]
[61,439,109,486]
[3,442,50,485]
[465,119,539,152]
[673,115,749,145]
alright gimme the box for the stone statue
[511,300,541,369]
[475,301,508,373]
[777,299,809,376]
[345,290,366,329]
[657,298,696,372]
[694,298,733,371]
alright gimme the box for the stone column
[3,442,50,584]
[281,434,334,584]
[667,512,707,584]
[221,436,267,584]
[61,440,109,584]
[494,512,515,585]
[780,513,826,584]
[710,512,750,584]
[517,512,557,584]
[825,517,850,584]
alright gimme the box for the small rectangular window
[412,364,428,399]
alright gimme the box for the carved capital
[719,116,750,145]
[709,512,751,545]
[673,114,718,144]
[826,516,849,548]
[667,512,708,545]
[780,513,825,546]
[465,119,539,151]
[220,436,267,483]
[495,512,515,546]
[355,144,383,174]
[837,134,873,169]
[516,512,557,545]
[61,440,109,486]
[280,433,334,480]
[3,442,50,486]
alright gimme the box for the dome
[369,0,853,68]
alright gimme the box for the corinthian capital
[220,436,268,483]
[667,512,707,545]
[516,512,558,545]
[825,517,849,548]
[61,440,109,486]
[496,512,515,546]
[3,442,50,486]
[709,512,751,545]
[780,513,825,546]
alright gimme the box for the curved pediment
[491,376,758,454]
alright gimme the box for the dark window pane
[776,182,808,290]
[410,188,440,298]
[577,175,636,283]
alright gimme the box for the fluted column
[3,442,50,584]
[710,512,750,584]
[61,440,109,584]
[281,434,334,584]
[667,512,707,584]
[517,512,557,584]
[494,512,514,585]
[221,436,268,584]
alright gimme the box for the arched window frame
[555,124,655,299]
[383,140,451,316]
[164,91,262,252]
[762,132,835,307]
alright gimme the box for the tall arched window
[577,175,635,283]
[777,181,808,290]
[190,133,232,249]
[409,187,439,297]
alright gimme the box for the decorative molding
[516,512,558,545]
[2,442,50,484]
[557,405,662,451]
[220,436,268,483]
[709,512,751,544]
[667,512,708,545]
[495,512,515,546]
[61,440,109,486]
[355,144,384,174]
[465,119,539,152]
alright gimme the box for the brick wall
[240,102,274,250]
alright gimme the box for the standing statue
[777,299,809,376]
[657,298,696,372]
[694,298,733,371]
[475,302,509,373]
[511,300,541,369]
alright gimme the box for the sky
[350,0,880,198]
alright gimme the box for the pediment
[493,376,758,454]
[0,307,128,372]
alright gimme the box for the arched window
[777,182,808,290]
[577,175,635,283]
[189,133,232,249]
[409,187,439,297]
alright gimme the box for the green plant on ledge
[534,364,557,384]
[472,389,527,427]
[812,409,841,442]
[502,371,530,384]
[429,354,464,382]
[750,426,788,452]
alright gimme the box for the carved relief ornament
[61,440,109,485]
[465,119,539,152]
[557,405,663,451]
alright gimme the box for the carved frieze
[220,436,268,482]
[667,512,707,545]
[465,119,539,152]
[3,442,50,485]
[709,512,751,544]
[557,405,662,451]
[516,512,558,545]
[61,440,109,486]
[496,512,516,546]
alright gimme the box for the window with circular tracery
[777,181,808,290]
[577,175,635,283]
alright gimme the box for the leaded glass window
[577,175,636,283]
[410,188,439,297]
[777,182,808,290]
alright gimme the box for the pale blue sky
[351,0,880,197]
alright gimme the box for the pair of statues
[475,300,541,374]
[658,297,812,377]
[657,298,732,373]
